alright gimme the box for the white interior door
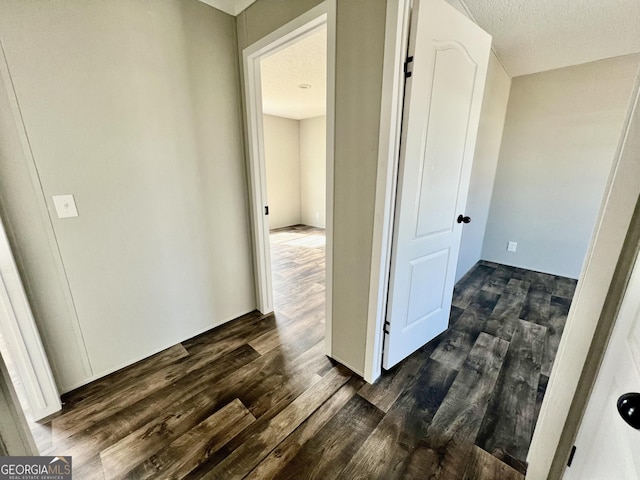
[383,0,491,369]
[0,219,60,421]
[564,255,640,480]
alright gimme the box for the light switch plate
[52,194,79,219]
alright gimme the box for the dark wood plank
[484,279,530,342]
[430,293,499,370]
[61,344,190,410]
[481,266,512,295]
[452,264,497,309]
[98,394,254,477]
[475,319,546,464]
[239,339,331,418]
[245,378,364,480]
[462,445,524,480]
[534,374,549,426]
[340,358,457,480]
[450,304,465,324]
[195,366,352,480]
[124,399,255,480]
[357,332,443,413]
[554,276,577,299]
[71,455,105,480]
[519,283,551,325]
[530,271,556,294]
[271,395,384,480]
[541,296,571,376]
[52,344,261,446]
[426,333,509,449]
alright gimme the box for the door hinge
[404,56,414,78]
[264,205,269,215]
[567,445,577,467]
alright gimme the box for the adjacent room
[0,0,638,478]
[260,25,328,329]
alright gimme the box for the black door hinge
[404,56,414,78]
[264,205,269,215]
[567,445,577,467]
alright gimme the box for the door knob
[457,214,471,224]
[617,392,640,429]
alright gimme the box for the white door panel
[565,258,640,479]
[383,0,491,369]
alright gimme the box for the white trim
[364,0,412,383]
[242,2,336,356]
[0,221,61,420]
[324,0,336,357]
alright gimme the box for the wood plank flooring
[25,225,576,479]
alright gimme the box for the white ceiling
[260,27,327,120]
[451,0,640,77]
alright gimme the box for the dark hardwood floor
[27,225,576,479]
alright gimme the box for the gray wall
[300,115,327,228]
[482,55,640,279]
[0,0,254,390]
[455,53,512,281]
[263,115,302,229]
[238,0,387,374]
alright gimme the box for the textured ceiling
[260,27,327,120]
[200,0,640,80]
[457,0,640,77]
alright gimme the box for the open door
[564,252,640,479]
[383,0,491,369]
[0,219,60,421]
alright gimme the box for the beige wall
[263,115,302,229]
[0,0,254,390]
[300,116,327,228]
[332,0,387,373]
[455,53,512,281]
[263,114,326,230]
[482,55,640,279]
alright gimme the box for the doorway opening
[259,25,327,330]
[243,3,335,354]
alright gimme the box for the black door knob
[457,215,471,224]
[617,392,640,429]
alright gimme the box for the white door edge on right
[383,0,491,369]
[564,254,640,479]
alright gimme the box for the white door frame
[364,0,412,383]
[0,219,61,421]
[366,1,640,478]
[242,1,336,355]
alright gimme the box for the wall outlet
[315,212,320,220]
[507,241,517,252]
